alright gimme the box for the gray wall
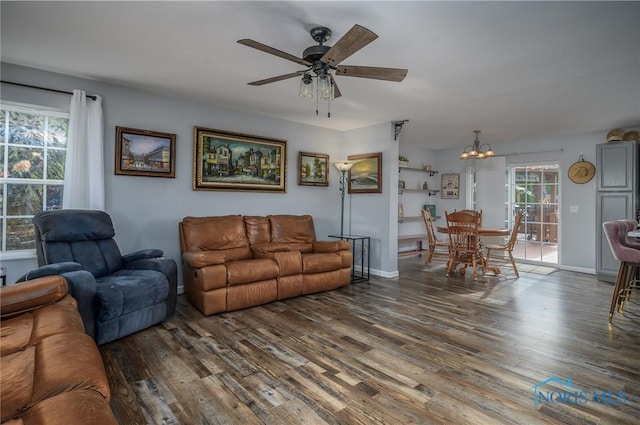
[2,62,633,284]
[1,62,398,284]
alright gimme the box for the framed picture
[441,173,460,199]
[115,126,176,178]
[347,152,382,194]
[193,126,286,192]
[298,151,329,186]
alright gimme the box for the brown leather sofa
[179,214,352,315]
[0,276,118,425]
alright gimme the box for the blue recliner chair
[19,209,177,345]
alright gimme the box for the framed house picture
[441,173,460,199]
[115,126,176,178]
[347,152,382,194]
[193,126,286,192]
[298,151,329,186]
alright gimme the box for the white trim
[560,265,595,275]
[0,249,37,261]
[0,100,69,116]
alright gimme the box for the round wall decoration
[568,159,596,184]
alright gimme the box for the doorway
[509,164,559,265]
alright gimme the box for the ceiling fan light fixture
[298,73,313,98]
[317,75,331,99]
[238,24,408,119]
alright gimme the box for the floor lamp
[333,160,355,238]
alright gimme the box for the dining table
[436,226,510,237]
[437,226,511,275]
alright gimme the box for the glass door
[509,164,559,265]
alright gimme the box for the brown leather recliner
[0,276,118,425]
[179,214,352,316]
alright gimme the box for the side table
[328,234,370,283]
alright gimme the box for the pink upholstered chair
[617,219,640,249]
[602,221,640,322]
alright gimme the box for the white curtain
[63,90,105,209]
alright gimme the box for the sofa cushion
[1,332,110,423]
[96,270,169,321]
[34,209,115,242]
[302,253,343,274]
[183,247,252,268]
[269,215,316,243]
[181,215,249,251]
[244,216,271,245]
[226,259,279,286]
[0,301,84,357]
[11,390,118,425]
[314,240,351,252]
[250,242,293,256]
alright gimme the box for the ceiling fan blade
[320,24,378,67]
[238,39,311,67]
[336,65,408,82]
[330,75,342,99]
[248,71,304,86]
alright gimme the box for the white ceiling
[2,1,639,150]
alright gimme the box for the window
[0,102,69,256]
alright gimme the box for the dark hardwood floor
[100,258,640,424]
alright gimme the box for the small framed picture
[115,126,176,178]
[348,152,383,194]
[441,173,460,199]
[298,151,329,186]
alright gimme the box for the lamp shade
[334,160,355,171]
[318,75,331,99]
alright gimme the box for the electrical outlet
[362,245,368,254]
[570,205,579,213]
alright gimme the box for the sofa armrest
[15,262,83,282]
[122,248,164,263]
[15,264,99,337]
[182,251,227,268]
[0,275,68,318]
[313,240,351,253]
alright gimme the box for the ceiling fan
[237,24,408,116]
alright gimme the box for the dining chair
[421,208,449,267]
[484,212,524,278]
[445,209,483,279]
[617,219,640,249]
[602,221,640,322]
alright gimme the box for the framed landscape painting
[193,126,287,192]
[115,126,176,178]
[347,152,382,194]
[298,151,329,186]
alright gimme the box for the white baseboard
[354,265,398,279]
[559,265,595,275]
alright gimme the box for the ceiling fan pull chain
[328,96,331,118]
[315,92,319,116]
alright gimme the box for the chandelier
[460,130,495,159]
